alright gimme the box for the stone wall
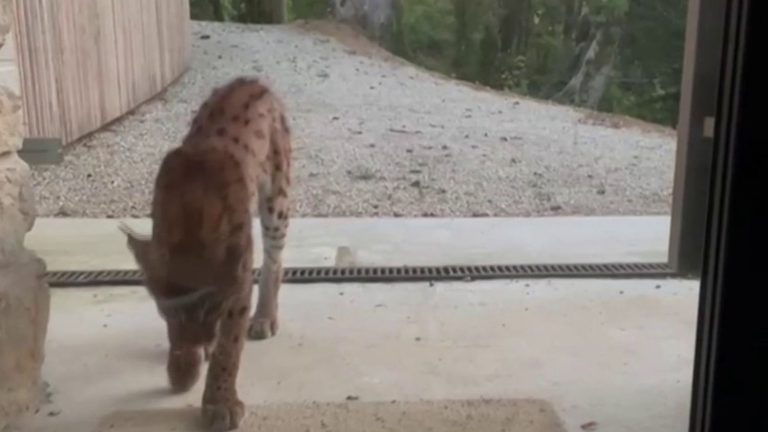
[0,0,50,430]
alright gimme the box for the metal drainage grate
[46,262,677,288]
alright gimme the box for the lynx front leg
[201,287,252,432]
[248,187,289,340]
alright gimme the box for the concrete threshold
[26,216,670,271]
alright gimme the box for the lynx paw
[167,347,202,393]
[247,316,278,340]
[202,399,245,432]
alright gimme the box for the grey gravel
[32,21,676,218]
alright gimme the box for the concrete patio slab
[26,216,670,271]
[27,278,697,432]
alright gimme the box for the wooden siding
[13,0,191,144]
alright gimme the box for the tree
[210,0,225,21]
[190,0,222,20]
[240,0,288,23]
[609,0,686,125]
[186,0,688,125]
[498,0,532,55]
[552,0,629,108]
[329,0,404,51]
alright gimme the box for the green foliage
[189,0,243,21]
[610,0,687,125]
[288,0,330,20]
[392,0,687,126]
[189,0,216,20]
[188,0,687,126]
[190,0,310,23]
[399,0,456,73]
[588,0,630,19]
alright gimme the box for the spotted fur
[119,76,291,431]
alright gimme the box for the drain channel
[46,262,677,288]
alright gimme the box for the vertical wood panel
[14,0,62,139]
[95,0,121,129]
[14,0,190,144]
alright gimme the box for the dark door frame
[669,0,727,277]
[689,0,768,430]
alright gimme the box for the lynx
[119,76,291,431]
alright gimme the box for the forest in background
[190,0,688,127]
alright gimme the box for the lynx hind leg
[202,286,252,431]
[248,185,289,340]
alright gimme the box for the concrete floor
[21,217,699,432]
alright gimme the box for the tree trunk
[267,0,288,23]
[242,0,261,23]
[389,0,409,57]
[453,0,471,73]
[562,0,577,41]
[241,0,286,24]
[478,20,501,85]
[518,0,532,54]
[208,0,224,21]
[499,0,532,55]
[584,54,616,108]
[553,22,623,109]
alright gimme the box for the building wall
[15,0,192,144]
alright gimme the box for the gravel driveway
[32,21,677,218]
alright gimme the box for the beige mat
[96,399,565,432]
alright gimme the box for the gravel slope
[32,21,676,218]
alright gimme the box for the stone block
[0,249,50,431]
[0,85,22,155]
[0,153,36,261]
